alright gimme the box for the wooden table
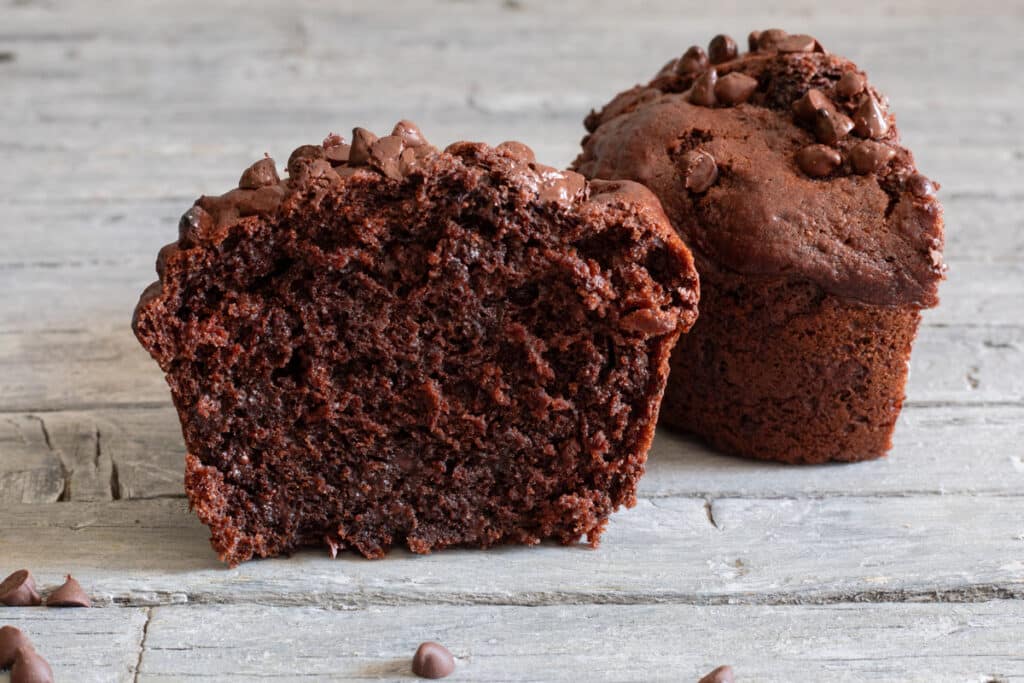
[2,1,1022,680]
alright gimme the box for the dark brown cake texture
[133,121,699,565]
[575,29,945,464]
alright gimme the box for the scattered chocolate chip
[0,626,31,668]
[756,28,788,50]
[813,108,854,145]
[776,34,819,53]
[0,570,42,607]
[792,88,833,122]
[392,120,426,147]
[714,72,758,105]
[796,144,842,178]
[349,127,378,166]
[11,646,53,683]
[699,665,735,683]
[412,641,455,679]
[836,71,866,98]
[747,31,761,52]
[676,45,709,75]
[853,94,889,139]
[679,149,718,193]
[907,173,937,199]
[849,140,896,174]
[369,135,405,180]
[286,145,325,177]
[45,575,90,608]
[496,140,536,163]
[238,158,280,189]
[708,34,738,64]
[689,68,717,107]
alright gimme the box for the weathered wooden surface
[1,0,1023,680]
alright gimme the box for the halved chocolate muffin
[574,30,945,463]
[133,122,699,564]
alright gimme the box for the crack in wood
[133,606,153,683]
[29,413,70,501]
[703,498,719,529]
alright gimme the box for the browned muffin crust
[134,122,699,565]
[575,30,945,463]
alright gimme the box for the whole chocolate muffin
[574,29,945,463]
[133,122,699,565]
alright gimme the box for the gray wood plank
[136,602,1024,682]
[0,414,63,503]
[1,495,1021,607]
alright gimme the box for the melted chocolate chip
[907,173,937,199]
[850,140,896,174]
[699,665,736,683]
[853,94,889,139]
[412,641,455,679]
[0,626,31,668]
[689,68,717,107]
[286,145,325,177]
[324,142,351,165]
[392,120,426,147]
[776,34,819,53]
[676,45,709,75]
[11,647,53,683]
[680,149,718,193]
[0,570,41,607]
[369,135,405,180]
[496,140,536,163]
[714,72,758,105]
[177,205,214,245]
[813,108,854,145]
[756,28,788,50]
[836,70,866,98]
[238,158,280,189]
[792,88,833,122]
[45,575,90,608]
[796,144,842,177]
[349,127,378,165]
[708,34,738,64]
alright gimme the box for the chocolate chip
[238,158,280,189]
[369,135,405,180]
[391,120,426,147]
[286,145,325,177]
[348,128,378,166]
[907,173,937,199]
[324,143,351,165]
[655,57,679,79]
[796,144,842,178]
[11,647,53,683]
[676,45,709,75]
[714,72,758,106]
[747,31,761,51]
[813,108,854,145]
[680,149,718,193]
[0,570,41,607]
[853,94,889,139]
[412,641,455,679]
[836,71,866,98]
[45,575,90,608]
[496,141,536,163]
[792,88,833,122]
[0,626,31,668]
[756,28,788,50]
[708,34,738,64]
[850,140,896,174]
[177,205,214,246]
[689,68,717,107]
[699,665,735,683]
[776,34,819,53]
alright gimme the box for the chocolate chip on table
[689,68,718,107]
[238,157,280,189]
[776,34,819,53]
[836,70,866,98]
[813,108,854,145]
[791,88,832,122]
[348,127,378,165]
[698,664,736,683]
[0,570,42,607]
[853,94,889,139]
[45,575,90,608]
[11,646,54,683]
[796,144,842,178]
[708,34,738,64]
[412,641,455,679]
[680,150,718,193]
[715,72,758,106]
[907,173,937,199]
[676,45,709,75]
[850,140,896,174]
[0,626,31,668]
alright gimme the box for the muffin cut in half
[575,29,945,463]
[133,122,699,565]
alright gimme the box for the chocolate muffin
[574,29,945,463]
[133,122,699,565]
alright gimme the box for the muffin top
[574,29,945,307]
